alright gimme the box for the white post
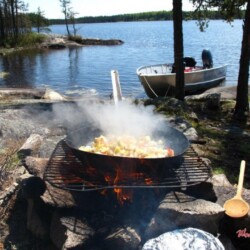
[111,70,122,104]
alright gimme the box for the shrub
[17,32,46,46]
[68,35,83,44]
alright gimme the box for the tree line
[49,9,245,25]
[0,0,48,47]
[0,0,30,46]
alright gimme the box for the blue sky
[27,0,194,19]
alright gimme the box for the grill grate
[44,140,212,191]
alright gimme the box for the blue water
[0,20,244,98]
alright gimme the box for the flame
[104,174,112,184]
[113,167,133,205]
[114,187,133,205]
[104,166,153,205]
[61,161,154,204]
[145,177,153,185]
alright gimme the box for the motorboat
[136,49,227,98]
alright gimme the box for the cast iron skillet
[64,125,190,177]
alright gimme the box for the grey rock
[145,191,225,239]
[104,226,141,250]
[212,174,233,187]
[185,93,221,110]
[18,134,43,157]
[50,209,95,250]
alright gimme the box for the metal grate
[44,140,212,191]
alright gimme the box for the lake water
[0,20,244,98]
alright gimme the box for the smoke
[51,100,167,138]
[78,101,166,138]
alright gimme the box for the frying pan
[64,125,190,179]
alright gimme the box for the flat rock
[0,88,45,99]
[43,88,67,101]
[104,226,141,250]
[24,156,49,178]
[50,209,95,250]
[202,85,250,100]
[145,191,225,238]
[41,182,77,208]
[212,174,234,187]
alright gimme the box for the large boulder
[50,209,95,250]
[145,191,225,239]
[43,88,66,101]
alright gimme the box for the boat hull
[137,64,227,98]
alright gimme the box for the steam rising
[52,100,167,139]
[78,101,166,138]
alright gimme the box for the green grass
[17,32,46,47]
[1,32,46,48]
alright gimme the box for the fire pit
[44,139,212,192]
[42,97,212,204]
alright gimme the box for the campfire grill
[44,140,212,191]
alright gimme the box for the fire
[103,166,153,205]
[144,177,153,185]
[104,175,112,183]
[114,188,133,205]
[113,167,134,205]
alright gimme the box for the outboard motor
[202,49,213,68]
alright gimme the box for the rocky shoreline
[40,33,124,49]
[0,34,124,56]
